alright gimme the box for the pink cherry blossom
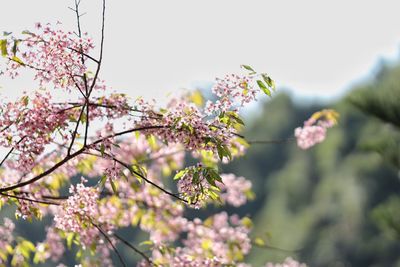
[265,257,307,267]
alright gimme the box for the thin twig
[113,233,154,266]
[90,125,165,147]
[252,241,303,253]
[68,103,86,155]
[88,0,106,96]
[94,150,187,203]
[0,148,84,193]
[0,125,166,193]
[92,223,127,267]
[0,192,60,205]
[247,137,295,145]
[67,47,99,63]
[0,137,26,168]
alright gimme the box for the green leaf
[174,169,187,180]
[205,172,217,187]
[22,30,34,36]
[99,174,107,189]
[227,111,245,126]
[254,237,265,246]
[0,39,8,57]
[3,31,12,36]
[132,164,147,183]
[147,134,157,150]
[21,240,35,252]
[261,73,275,90]
[241,64,256,74]
[208,168,223,183]
[139,240,154,247]
[12,40,19,55]
[217,145,224,160]
[109,178,117,194]
[66,233,75,249]
[256,80,271,97]
[11,56,25,66]
[193,171,200,184]
[100,143,105,157]
[21,96,29,106]
[241,217,253,229]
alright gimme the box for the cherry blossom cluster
[54,179,99,233]
[182,212,252,264]
[265,257,307,267]
[77,93,132,121]
[0,218,15,256]
[140,98,220,150]
[139,212,252,266]
[0,91,70,171]
[34,227,65,263]
[218,173,253,207]
[205,73,258,114]
[294,109,339,150]
[133,69,272,164]
[137,94,243,163]
[3,22,94,90]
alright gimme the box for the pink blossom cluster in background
[218,173,253,207]
[265,257,307,267]
[294,109,339,150]
[138,212,252,266]
[54,179,99,233]
[0,218,15,251]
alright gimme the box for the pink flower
[294,109,338,150]
[54,178,99,234]
[294,125,327,150]
[265,257,307,267]
[218,173,252,207]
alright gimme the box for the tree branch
[68,103,86,155]
[0,192,61,205]
[92,150,187,203]
[0,136,25,168]
[113,233,154,266]
[0,125,166,193]
[92,222,127,267]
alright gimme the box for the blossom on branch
[294,109,339,150]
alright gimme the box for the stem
[251,241,303,253]
[92,223,127,267]
[0,137,26,168]
[0,148,84,193]
[92,149,187,203]
[67,47,99,63]
[88,0,106,96]
[0,192,60,205]
[68,103,86,155]
[247,137,295,144]
[113,233,154,266]
[0,125,165,193]
[90,125,165,147]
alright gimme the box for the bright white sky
[1,0,400,102]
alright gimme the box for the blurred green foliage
[223,62,400,266]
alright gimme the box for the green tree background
[224,61,400,266]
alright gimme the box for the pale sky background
[1,0,400,102]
